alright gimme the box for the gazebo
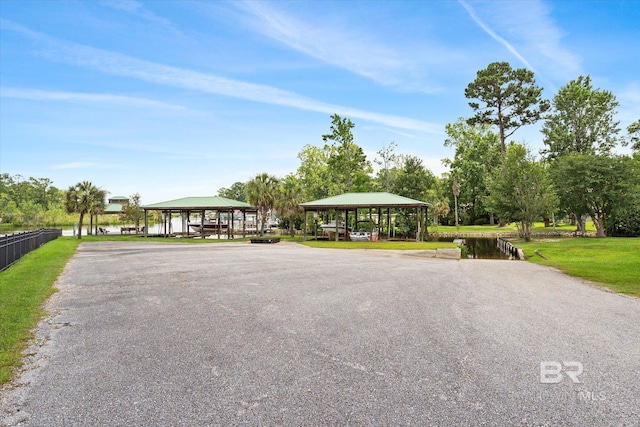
[142,196,257,238]
[299,192,432,242]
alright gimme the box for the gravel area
[1,241,639,426]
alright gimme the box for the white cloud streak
[459,0,581,81]
[2,20,442,134]
[458,0,536,72]
[100,0,184,37]
[1,88,186,109]
[231,1,450,93]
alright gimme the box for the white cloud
[3,21,442,134]
[100,0,184,37]
[1,88,186,110]
[458,0,536,72]
[459,0,581,81]
[231,1,454,93]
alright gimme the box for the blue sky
[1,0,639,203]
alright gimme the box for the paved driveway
[1,241,639,426]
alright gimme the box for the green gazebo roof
[143,196,254,210]
[300,192,431,210]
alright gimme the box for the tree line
[3,62,639,239]
[221,62,640,240]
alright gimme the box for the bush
[474,218,489,225]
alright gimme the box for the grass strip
[515,237,640,298]
[300,240,457,250]
[428,221,596,234]
[0,237,80,385]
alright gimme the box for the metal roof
[300,192,431,209]
[143,196,255,210]
[104,203,124,214]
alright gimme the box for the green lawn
[300,240,457,250]
[0,237,80,385]
[428,221,595,234]
[515,237,640,298]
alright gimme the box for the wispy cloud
[231,1,450,93]
[100,0,184,37]
[1,88,186,110]
[458,0,535,72]
[459,0,581,81]
[2,20,442,134]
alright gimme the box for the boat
[188,221,229,232]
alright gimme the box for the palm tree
[88,187,106,235]
[275,175,303,236]
[64,181,102,239]
[246,173,279,235]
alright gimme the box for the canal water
[428,237,508,259]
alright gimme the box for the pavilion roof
[143,196,255,210]
[300,192,431,210]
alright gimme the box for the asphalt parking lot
[1,241,639,426]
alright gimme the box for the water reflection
[428,236,508,259]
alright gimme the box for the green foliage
[542,75,621,160]
[121,193,144,229]
[517,237,640,297]
[64,181,104,239]
[374,141,400,192]
[392,155,435,201]
[628,118,640,152]
[0,237,79,385]
[549,154,636,237]
[217,181,247,202]
[275,175,304,236]
[296,143,333,201]
[465,61,549,158]
[246,173,280,235]
[486,144,557,241]
[322,114,373,193]
[443,118,501,223]
[0,174,67,226]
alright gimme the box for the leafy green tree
[65,181,100,239]
[322,114,372,193]
[392,155,435,201]
[425,177,451,228]
[275,175,303,236]
[443,118,501,224]
[465,62,549,161]
[550,153,636,237]
[628,118,640,152]
[374,141,399,192]
[246,173,279,235]
[486,144,557,241]
[296,144,333,200]
[217,182,247,202]
[122,193,144,232]
[87,187,106,235]
[542,76,621,160]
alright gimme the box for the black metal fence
[0,229,63,272]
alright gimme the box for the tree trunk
[489,212,495,225]
[78,213,85,239]
[543,217,550,227]
[575,214,585,236]
[88,214,93,235]
[595,214,606,237]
